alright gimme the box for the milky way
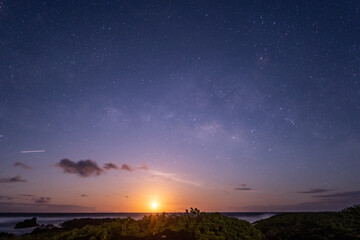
[0,1,359,212]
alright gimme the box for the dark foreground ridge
[1,205,360,240]
[14,217,38,229]
[254,204,360,240]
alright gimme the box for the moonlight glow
[151,202,158,210]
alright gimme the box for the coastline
[0,212,275,235]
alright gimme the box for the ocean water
[0,212,276,235]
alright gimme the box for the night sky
[1,0,360,212]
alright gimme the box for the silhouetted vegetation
[255,204,360,240]
[0,232,15,239]
[14,217,38,229]
[61,218,118,230]
[2,209,263,240]
[3,205,360,240]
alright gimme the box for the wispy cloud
[107,162,201,187]
[138,164,148,170]
[0,202,95,212]
[14,162,32,170]
[56,159,147,177]
[56,159,104,177]
[234,184,254,191]
[103,163,118,170]
[148,170,176,179]
[121,164,134,171]
[103,163,138,171]
[119,163,201,187]
[0,175,27,183]
[243,190,360,212]
[56,159,200,187]
[34,197,51,204]
[148,170,201,187]
[9,194,52,204]
[18,194,34,197]
[20,150,45,153]
[312,190,360,199]
[0,195,13,201]
[297,188,332,194]
[1,195,50,203]
[235,187,253,191]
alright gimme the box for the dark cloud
[34,197,51,204]
[243,190,360,212]
[297,188,332,194]
[243,200,356,212]
[103,163,118,170]
[121,163,148,171]
[13,162,32,169]
[104,162,146,171]
[234,184,253,191]
[18,194,34,197]
[0,175,27,183]
[121,164,134,171]
[235,187,253,191]
[56,159,143,176]
[56,159,104,177]
[0,195,13,201]
[81,194,88,197]
[313,190,360,199]
[0,202,95,212]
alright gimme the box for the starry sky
[0,0,360,212]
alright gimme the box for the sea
[0,212,276,235]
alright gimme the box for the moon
[151,202,158,210]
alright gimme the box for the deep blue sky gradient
[0,0,360,212]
